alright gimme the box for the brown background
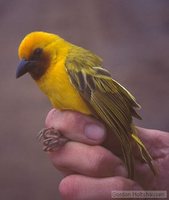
[0,0,169,199]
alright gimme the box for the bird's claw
[37,127,69,152]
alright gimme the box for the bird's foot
[38,127,69,152]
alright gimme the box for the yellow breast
[36,58,91,115]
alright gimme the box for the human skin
[44,109,169,200]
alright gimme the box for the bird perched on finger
[16,31,157,179]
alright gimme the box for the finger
[49,141,127,178]
[59,175,143,200]
[132,127,169,161]
[137,127,169,150]
[45,109,106,145]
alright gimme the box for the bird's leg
[37,127,69,152]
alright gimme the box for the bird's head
[16,31,65,80]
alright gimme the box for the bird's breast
[36,59,91,115]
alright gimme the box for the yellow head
[16,31,67,80]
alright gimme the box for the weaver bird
[16,31,156,179]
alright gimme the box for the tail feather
[121,144,135,179]
[131,133,158,175]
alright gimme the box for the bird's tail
[131,133,158,176]
[121,143,135,179]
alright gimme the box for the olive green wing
[65,46,141,126]
[65,47,141,178]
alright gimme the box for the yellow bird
[16,31,156,178]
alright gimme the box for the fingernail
[84,124,105,141]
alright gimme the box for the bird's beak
[16,59,30,78]
[16,59,35,78]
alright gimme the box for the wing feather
[65,46,142,142]
[65,46,142,178]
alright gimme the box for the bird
[16,31,156,179]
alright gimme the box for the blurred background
[0,0,169,199]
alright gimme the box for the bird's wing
[65,47,142,178]
[65,47,141,135]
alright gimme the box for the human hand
[44,109,169,200]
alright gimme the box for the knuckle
[64,112,79,125]
[45,109,58,127]
[59,175,79,200]
[64,111,85,127]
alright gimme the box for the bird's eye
[30,48,43,60]
[34,48,43,55]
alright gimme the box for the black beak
[16,59,30,78]
[16,59,36,78]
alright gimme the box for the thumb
[45,109,106,145]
